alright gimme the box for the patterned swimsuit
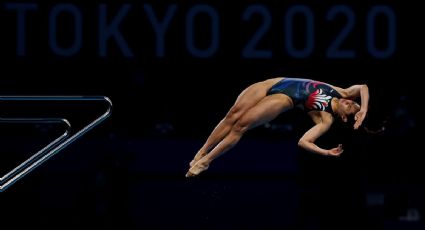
[267,78,341,114]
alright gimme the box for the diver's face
[339,99,359,122]
[339,99,357,116]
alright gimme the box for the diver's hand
[354,109,367,129]
[328,144,343,157]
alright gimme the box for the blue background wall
[0,0,422,229]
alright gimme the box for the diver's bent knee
[232,120,250,134]
[225,106,243,122]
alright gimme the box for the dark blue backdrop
[0,0,422,229]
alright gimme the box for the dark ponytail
[362,117,387,135]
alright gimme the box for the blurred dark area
[0,0,423,229]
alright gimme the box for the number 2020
[242,5,396,59]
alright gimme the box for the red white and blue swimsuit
[267,78,342,114]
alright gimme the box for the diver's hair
[361,116,387,135]
[347,104,387,135]
[363,124,386,134]
[345,116,386,134]
[360,102,387,135]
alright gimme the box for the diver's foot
[189,150,208,167]
[185,161,209,178]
